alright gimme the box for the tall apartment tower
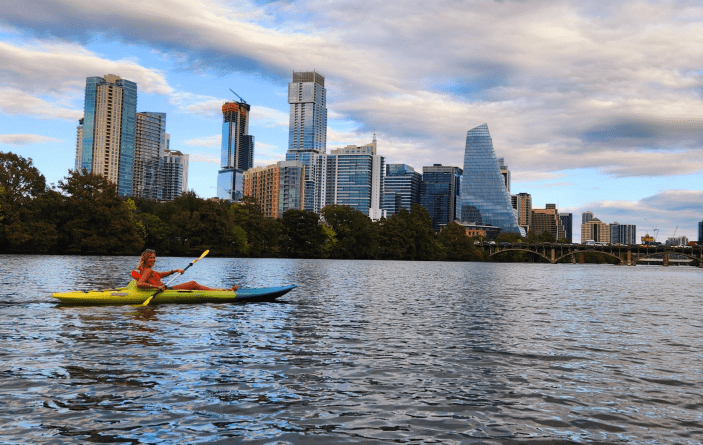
[74,118,84,171]
[699,220,703,243]
[582,211,594,225]
[319,140,385,220]
[458,124,521,234]
[582,217,610,243]
[531,204,566,240]
[285,71,327,212]
[133,112,166,200]
[610,223,636,245]
[160,149,189,201]
[80,74,137,196]
[420,164,462,231]
[384,164,422,216]
[511,192,532,233]
[217,100,254,201]
[243,160,306,218]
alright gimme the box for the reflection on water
[1,255,702,444]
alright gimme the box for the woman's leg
[171,281,238,291]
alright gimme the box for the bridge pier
[579,253,584,264]
[627,250,632,266]
[663,253,669,267]
[551,248,555,264]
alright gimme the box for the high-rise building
[511,192,532,233]
[581,217,610,243]
[699,220,703,243]
[80,74,137,196]
[159,149,189,201]
[383,164,422,216]
[286,71,327,212]
[420,164,462,231]
[217,100,254,201]
[457,124,520,234]
[319,140,385,219]
[531,204,566,240]
[74,118,83,171]
[497,157,510,193]
[665,236,689,247]
[582,211,594,225]
[559,213,573,243]
[133,112,166,200]
[610,223,636,245]
[243,160,305,218]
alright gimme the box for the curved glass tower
[458,124,520,233]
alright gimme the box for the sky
[1,0,702,242]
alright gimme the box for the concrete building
[581,217,610,243]
[79,74,137,196]
[531,204,566,240]
[497,157,510,193]
[457,124,521,234]
[159,149,189,201]
[243,160,305,218]
[420,164,462,231]
[384,164,421,216]
[285,71,327,212]
[218,100,254,201]
[666,236,689,247]
[582,211,594,225]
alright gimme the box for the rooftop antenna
[229,89,246,104]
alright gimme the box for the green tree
[230,196,283,257]
[55,169,143,255]
[281,209,330,258]
[437,221,484,261]
[166,192,235,256]
[377,205,439,260]
[321,204,378,259]
[0,152,58,253]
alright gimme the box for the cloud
[0,88,83,120]
[0,133,62,145]
[183,135,220,148]
[188,153,219,163]
[3,0,703,176]
[569,190,703,242]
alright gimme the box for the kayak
[52,280,296,305]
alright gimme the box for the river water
[1,255,702,444]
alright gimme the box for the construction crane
[229,89,246,104]
[672,225,678,238]
[644,218,659,242]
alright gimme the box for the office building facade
[319,141,385,219]
[383,164,422,216]
[511,192,532,233]
[457,124,520,233]
[531,204,566,240]
[581,217,610,243]
[218,100,254,201]
[699,220,703,243]
[286,71,327,212]
[80,74,137,196]
[74,118,84,171]
[497,158,510,193]
[582,211,594,225]
[559,213,573,243]
[610,223,636,245]
[420,164,462,231]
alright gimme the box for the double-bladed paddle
[141,250,209,306]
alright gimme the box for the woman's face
[145,254,156,267]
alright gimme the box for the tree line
[0,151,584,262]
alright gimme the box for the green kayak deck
[53,280,296,305]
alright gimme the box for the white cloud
[183,135,220,148]
[0,88,83,120]
[0,133,62,145]
[188,153,219,163]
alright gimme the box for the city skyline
[1,1,702,241]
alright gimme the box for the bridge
[476,242,703,267]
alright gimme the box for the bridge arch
[488,248,552,263]
[554,249,624,264]
[632,250,702,265]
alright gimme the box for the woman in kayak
[136,249,237,291]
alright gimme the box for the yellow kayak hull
[52,281,296,305]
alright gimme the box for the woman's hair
[137,249,156,270]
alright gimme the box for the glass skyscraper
[559,213,573,243]
[457,124,520,233]
[218,100,254,201]
[80,74,137,196]
[420,164,462,231]
[286,71,327,212]
[133,112,166,200]
[383,164,421,216]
